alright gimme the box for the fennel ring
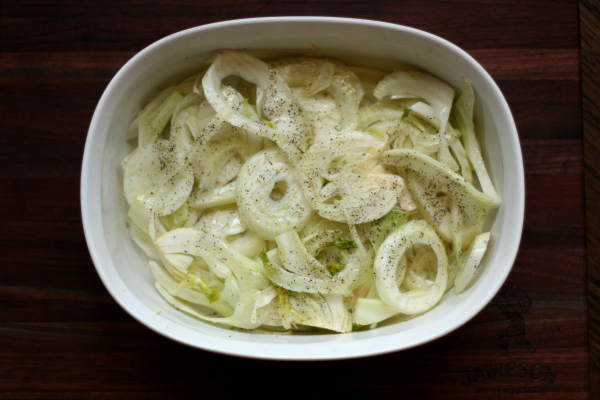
[374,219,449,315]
[236,148,314,240]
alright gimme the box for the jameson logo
[461,361,558,387]
[492,283,535,357]
[461,283,559,389]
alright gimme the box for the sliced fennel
[122,51,500,334]
[191,135,251,191]
[295,130,404,224]
[271,57,363,131]
[453,79,501,206]
[382,149,496,245]
[152,228,275,329]
[374,70,457,171]
[236,148,314,240]
[261,229,373,296]
[202,51,312,164]
[276,287,353,333]
[374,70,454,138]
[454,232,491,294]
[122,140,193,216]
[352,298,401,328]
[188,181,237,209]
[134,87,183,147]
[374,220,449,314]
[360,209,409,249]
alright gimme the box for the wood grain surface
[581,0,600,395]
[0,1,589,398]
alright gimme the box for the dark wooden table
[1,1,595,398]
